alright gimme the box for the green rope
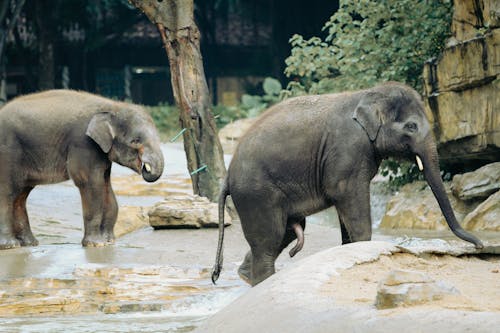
[170,128,187,142]
[190,165,207,175]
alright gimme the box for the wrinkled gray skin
[212,82,483,286]
[0,90,164,249]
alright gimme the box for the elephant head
[353,82,483,249]
[86,104,164,182]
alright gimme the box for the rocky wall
[422,0,500,171]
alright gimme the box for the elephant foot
[237,267,252,286]
[0,236,21,250]
[103,231,115,244]
[82,235,114,247]
[238,252,253,285]
[17,233,39,247]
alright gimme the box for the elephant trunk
[141,145,164,183]
[417,135,483,249]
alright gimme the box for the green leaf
[262,77,282,96]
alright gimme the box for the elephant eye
[130,138,142,145]
[404,122,418,133]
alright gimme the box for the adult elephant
[212,82,483,286]
[0,90,164,249]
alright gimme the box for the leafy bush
[213,77,284,128]
[144,103,181,140]
[212,104,246,129]
[284,0,453,94]
[284,0,453,189]
[240,77,283,117]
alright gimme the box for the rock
[422,7,500,170]
[148,195,232,229]
[423,75,500,169]
[451,162,500,200]
[375,269,460,309]
[115,206,150,238]
[427,31,499,92]
[462,190,500,231]
[195,241,500,333]
[218,118,257,154]
[451,0,500,41]
[379,181,478,230]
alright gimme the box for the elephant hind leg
[13,187,38,246]
[238,204,287,286]
[0,195,20,249]
[238,251,252,285]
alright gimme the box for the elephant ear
[86,112,115,153]
[352,92,384,142]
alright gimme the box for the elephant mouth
[143,162,152,173]
[135,158,152,175]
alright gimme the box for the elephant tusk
[416,155,424,171]
[144,163,152,173]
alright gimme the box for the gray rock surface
[452,162,500,200]
[463,190,500,231]
[218,118,257,154]
[196,241,500,333]
[148,194,232,229]
[375,269,459,309]
[422,1,500,169]
[379,181,478,230]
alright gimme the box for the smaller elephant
[0,90,164,249]
[212,82,483,286]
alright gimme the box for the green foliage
[240,77,283,117]
[212,77,284,128]
[212,104,247,128]
[144,104,181,140]
[380,159,424,190]
[283,0,453,188]
[284,0,453,94]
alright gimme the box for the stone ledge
[424,29,499,94]
[148,195,232,229]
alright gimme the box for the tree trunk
[35,0,55,90]
[130,0,226,202]
[0,0,26,105]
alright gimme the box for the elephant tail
[212,175,230,284]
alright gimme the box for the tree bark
[130,0,226,202]
[0,0,26,105]
[35,0,55,90]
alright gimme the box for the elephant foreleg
[13,187,38,246]
[100,171,118,244]
[77,176,114,247]
[335,182,372,244]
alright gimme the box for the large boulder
[148,194,232,229]
[451,0,500,41]
[218,118,257,154]
[422,2,500,171]
[115,206,150,237]
[195,241,500,333]
[375,269,459,309]
[462,190,500,231]
[379,181,478,230]
[451,162,500,200]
